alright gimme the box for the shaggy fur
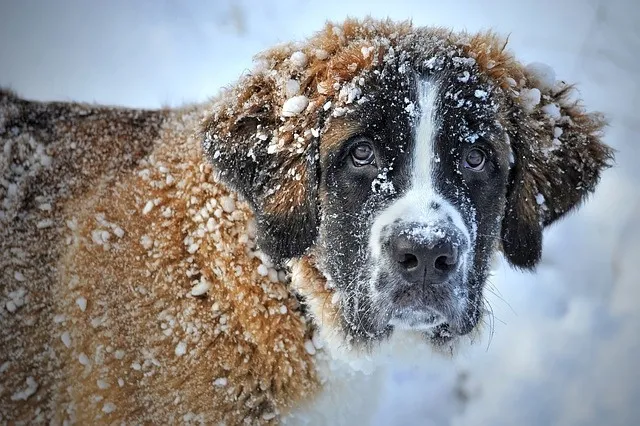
[0,18,612,424]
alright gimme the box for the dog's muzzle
[380,220,469,329]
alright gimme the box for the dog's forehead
[319,60,504,160]
[204,23,522,171]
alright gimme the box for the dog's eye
[463,148,486,171]
[350,140,375,166]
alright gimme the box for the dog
[0,18,612,425]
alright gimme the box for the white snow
[91,229,110,245]
[213,377,228,387]
[474,89,488,100]
[541,102,562,120]
[361,45,375,58]
[76,296,87,312]
[61,331,71,348]
[402,223,446,243]
[10,377,38,401]
[526,62,557,92]
[282,95,309,117]
[338,82,362,104]
[553,126,563,138]
[78,353,90,366]
[519,87,541,112]
[36,219,53,228]
[304,340,317,355]
[102,402,116,413]
[4,288,26,314]
[458,70,470,83]
[404,98,416,115]
[289,51,307,68]
[332,106,348,117]
[263,412,277,421]
[191,278,211,296]
[175,341,187,357]
[5,300,17,313]
[142,200,154,215]
[113,226,125,238]
[220,196,235,213]
[257,264,269,276]
[312,332,324,350]
[314,49,329,60]
[140,235,153,250]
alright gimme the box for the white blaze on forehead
[413,78,440,191]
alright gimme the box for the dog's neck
[284,257,441,423]
[288,255,440,366]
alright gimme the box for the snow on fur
[1,18,611,425]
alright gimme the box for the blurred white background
[1,0,639,424]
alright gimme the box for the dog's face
[314,63,510,344]
[203,20,612,351]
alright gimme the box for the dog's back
[0,91,317,424]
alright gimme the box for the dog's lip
[388,306,448,330]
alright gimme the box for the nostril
[434,255,454,273]
[390,224,463,283]
[399,253,419,270]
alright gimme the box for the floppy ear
[201,74,323,265]
[501,87,613,269]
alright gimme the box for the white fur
[283,331,435,425]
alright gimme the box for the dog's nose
[389,228,459,284]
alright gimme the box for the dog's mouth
[385,305,476,346]
[362,273,481,345]
[389,306,447,330]
[315,259,481,349]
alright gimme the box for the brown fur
[1,93,317,424]
[318,119,362,158]
[1,17,612,425]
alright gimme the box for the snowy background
[1,0,639,424]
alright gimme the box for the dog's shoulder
[0,90,168,422]
[1,93,318,424]
[1,89,168,217]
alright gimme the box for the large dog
[0,18,612,424]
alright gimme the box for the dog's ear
[200,19,407,264]
[202,73,323,264]
[501,86,613,269]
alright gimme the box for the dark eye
[350,140,375,166]
[463,148,486,171]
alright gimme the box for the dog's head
[202,19,612,353]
